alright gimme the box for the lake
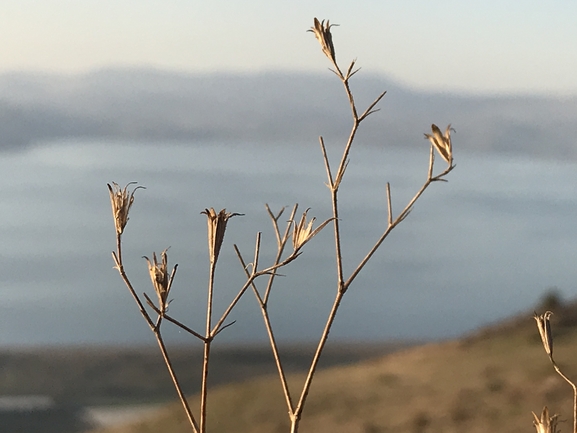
[0,139,575,346]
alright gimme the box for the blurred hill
[86,300,577,433]
[1,69,577,160]
[0,341,410,407]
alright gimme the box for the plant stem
[114,235,155,330]
[113,235,199,432]
[200,261,216,433]
[290,291,344,433]
[155,331,199,433]
[552,360,577,433]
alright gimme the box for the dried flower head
[201,208,243,265]
[308,18,338,63]
[144,248,172,313]
[292,209,332,251]
[534,311,554,359]
[107,182,145,235]
[532,406,560,433]
[424,124,454,166]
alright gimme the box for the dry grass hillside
[89,301,577,433]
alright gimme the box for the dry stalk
[109,183,199,433]
[232,204,301,415]
[534,311,577,433]
[108,17,456,433]
[231,18,456,433]
[110,187,311,432]
[199,208,241,433]
[279,20,454,433]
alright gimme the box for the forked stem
[284,21,455,433]
[113,234,199,433]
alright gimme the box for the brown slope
[89,301,577,433]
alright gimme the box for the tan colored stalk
[177,207,301,432]
[199,258,215,433]
[109,17,455,433]
[109,183,199,433]
[200,208,240,433]
[534,311,577,433]
[276,19,455,433]
[112,235,199,433]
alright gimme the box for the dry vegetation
[106,17,454,433]
[88,304,577,433]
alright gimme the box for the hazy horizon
[2,1,577,96]
[1,69,577,161]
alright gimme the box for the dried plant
[107,181,144,236]
[533,406,560,433]
[534,311,577,433]
[143,249,175,315]
[425,124,454,166]
[108,17,455,433]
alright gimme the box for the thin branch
[211,233,262,336]
[293,291,345,424]
[154,330,200,433]
[112,234,199,433]
[263,204,299,304]
[358,91,387,121]
[112,236,155,331]
[344,154,455,291]
[334,118,359,189]
[265,204,285,248]
[235,245,295,415]
[345,59,357,80]
[386,183,392,227]
[213,232,303,336]
[143,293,207,341]
[211,274,254,337]
[553,360,577,433]
[252,232,261,279]
[318,137,334,189]
[200,256,217,433]
[213,320,236,337]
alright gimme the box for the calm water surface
[0,140,576,345]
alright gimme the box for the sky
[1,0,577,95]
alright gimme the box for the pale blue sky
[1,0,576,94]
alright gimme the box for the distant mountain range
[1,68,576,159]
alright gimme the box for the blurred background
[0,1,576,432]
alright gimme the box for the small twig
[358,91,387,121]
[143,293,207,341]
[263,204,299,304]
[213,320,236,337]
[252,232,261,279]
[200,257,216,433]
[211,271,253,336]
[552,360,577,433]
[386,183,392,227]
[318,137,334,189]
[265,204,284,247]
[291,291,345,429]
[344,154,454,291]
[235,246,295,416]
[154,330,200,433]
[112,237,155,331]
[113,233,199,433]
